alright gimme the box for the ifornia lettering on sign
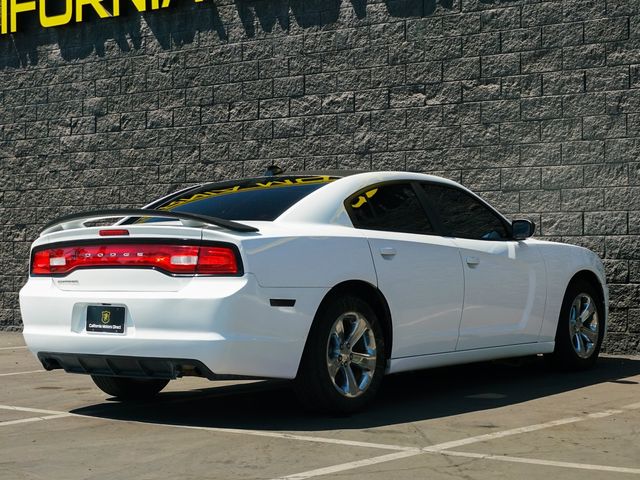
[0,0,205,34]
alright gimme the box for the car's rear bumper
[20,274,328,379]
[35,352,257,380]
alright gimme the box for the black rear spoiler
[40,209,259,235]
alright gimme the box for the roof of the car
[197,170,462,189]
[199,170,360,188]
[277,170,364,178]
[172,170,463,191]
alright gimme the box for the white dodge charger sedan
[20,171,607,412]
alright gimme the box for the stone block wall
[0,0,638,352]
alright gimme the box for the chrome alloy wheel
[326,312,377,398]
[568,293,600,359]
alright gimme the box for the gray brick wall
[0,0,638,353]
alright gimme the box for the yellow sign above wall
[0,0,204,34]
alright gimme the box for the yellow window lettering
[39,0,72,28]
[190,193,213,201]
[162,198,195,210]
[168,193,210,208]
[160,186,243,210]
[111,0,146,16]
[255,180,294,188]
[163,200,189,210]
[158,178,334,213]
[75,0,111,22]
[208,186,241,196]
[351,196,367,209]
[351,189,378,209]
[295,176,330,184]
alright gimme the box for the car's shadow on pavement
[71,356,640,431]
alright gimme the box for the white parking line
[0,413,72,427]
[0,346,27,351]
[0,404,414,452]
[438,450,640,475]
[421,416,585,452]
[275,450,423,480]
[0,405,73,415]
[136,422,418,452]
[422,406,638,453]
[274,402,640,479]
[2,400,639,478]
[0,370,45,377]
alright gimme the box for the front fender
[532,240,607,342]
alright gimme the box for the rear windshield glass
[151,175,338,221]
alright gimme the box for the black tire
[546,279,605,371]
[91,375,169,400]
[294,295,386,414]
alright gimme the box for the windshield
[150,175,339,221]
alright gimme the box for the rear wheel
[91,375,169,400]
[294,295,386,413]
[546,279,605,370]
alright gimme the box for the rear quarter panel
[237,225,377,288]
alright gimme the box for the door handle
[380,247,397,257]
[466,256,480,267]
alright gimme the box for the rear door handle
[465,256,480,267]
[380,247,397,257]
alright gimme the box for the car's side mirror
[512,219,535,240]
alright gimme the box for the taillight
[99,229,129,236]
[196,247,239,274]
[31,243,239,276]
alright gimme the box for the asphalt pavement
[1,332,639,480]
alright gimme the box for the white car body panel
[453,238,547,350]
[234,223,377,288]
[364,231,464,357]
[531,239,608,342]
[21,274,328,379]
[19,171,608,381]
[388,342,556,374]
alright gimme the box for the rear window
[151,175,338,221]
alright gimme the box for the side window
[421,184,509,240]
[348,183,435,235]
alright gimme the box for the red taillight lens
[99,229,130,236]
[196,247,238,274]
[31,244,239,276]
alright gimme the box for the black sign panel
[86,306,125,334]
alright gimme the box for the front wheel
[294,295,386,414]
[91,375,169,400]
[546,279,605,370]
